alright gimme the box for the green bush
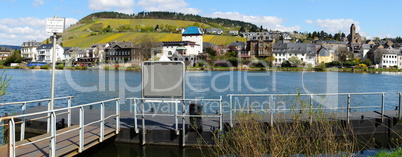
[28,65,35,69]
[314,63,326,71]
[40,64,49,69]
[56,64,65,70]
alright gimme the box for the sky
[1,0,402,45]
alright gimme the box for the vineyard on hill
[61,12,250,48]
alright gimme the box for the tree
[225,51,237,58]
[239,26,245,33]
[138,34,159,60]
[288,56,302,67]
[154,24,159,31]
[206,47,217,57]
[4,50,22,66]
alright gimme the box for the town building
[373,47,399,68]
[205,28,223,35]
[105,42,142,64]
[86,43,107,62]
[272,42,316,66]
[181,26,203,55]
[0,47,12,61]
[21,40,41,62]
[246,32,275,58]
[36,44,65,62]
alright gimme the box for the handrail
[0,96,74,141]
[227,92,387,127]
[0,96,74,106]
[2,98,120,157]
[127,97,222,147]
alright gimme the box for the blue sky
[1,0,401,45]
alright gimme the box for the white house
[272,42,316,66]
[21,40,41,62]
[181,26,203,55]
[36,44,65,63]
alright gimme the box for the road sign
[46,17,65,33]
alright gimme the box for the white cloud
[0,17,78,45]
[33,0,44,7]
[88,0,135,14]
[209,12,300,32]
[137,0,201,14]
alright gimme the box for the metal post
[229,95,233,127]
[134,99,138,134]
[182,100,186,147]
[219,96,223,131]
[142,100,145,145]
[50,112,56,157]
[9,118,15,157]
[129,98,133,113]
[347,94,351,124]
[399,93,402,120]
[270,95,274,126]
[50,32,57,111]
[68,97,71,127]
[79,106,84,153]
[381,93,385,123]
[100,102,104,142]
[20,102,26,141]
[175,100,179,135]
[47,100,51,133]
[116,99,120,134]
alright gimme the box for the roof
[37,44,54,49]
[182,26,202,35]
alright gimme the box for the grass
[203,95,359,156]
[375,148,402,157]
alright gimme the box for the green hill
[63,19,245,48]
[61,16,246,48]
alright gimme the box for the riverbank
[3,65,402,73]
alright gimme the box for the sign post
[46,16,64,157]
[46,17,65,113]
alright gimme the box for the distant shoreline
[3,66,402,73]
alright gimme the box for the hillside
[61,13,247,48]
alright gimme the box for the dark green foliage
[117,24,133,32]
[78,11,257,31]
[40,64,49,69]
[206,47,216,57]
[3,50,22,66]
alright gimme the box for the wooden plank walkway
[0,125,116,157]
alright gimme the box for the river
[1,69,402,156]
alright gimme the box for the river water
[2,69,401,113]
[1,69,402,156]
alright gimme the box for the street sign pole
[50,32,57,111]
[46,16,65,112]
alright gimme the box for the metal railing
[0,98,120,157]
[127,97,222,147]
[0,96,74,141]
[228,92,386,127]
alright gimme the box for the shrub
[40,64,49,69]
[56,64,64,70]
[28,65,35,69]
[314,63,326,71]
